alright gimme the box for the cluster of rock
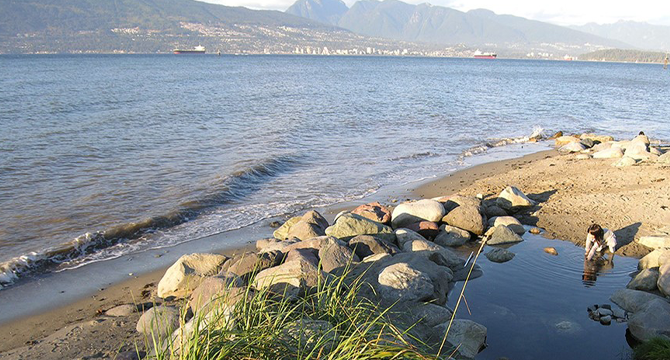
[611,230,670,342]
[586,304,627,325]
[131,187,537,359]
[554,132,669,167]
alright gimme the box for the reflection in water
[582,259,614,287]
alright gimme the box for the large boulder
[394,228,428,249]
[628,299,670,341]
[488,216,525,234]
[580,133,614,143]
[658,152,670,164]
[318,241,360,273]
[486,225,524,245]
[256,238,300,253]
[348,235,399,258]
[325,212,395,242]
[221,251,284,280]
[614,156,637,167]
[434,224,471,247]
[157,253,229,299]
[496,186,535,211]
[554,135,580,147]
[658,263,670,297]
[253,251,324,298]
[377,263,435,304]
[188,273,246,313]
[558,142,586,154]
[638,236,670,250]
[485,248,515,263]
[280,318,337,353]
[403,303,453,328]
[442,196,486,236]
[639,249,670,270]
[285,210,329,241]
[272,216,301,240]
[391,199,445,229]
[434,319,487,359]
[593,147,624,159]
[136,306,180,338]
[351,202,392,225]
[405,221,440,239]
[627,268,660,291]
[610,289,669,313]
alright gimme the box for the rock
[581,133,614,143]
[627,268,660,291]
[106,304,138,317]
[434,224,471,247]
[575,154,591,160]
[580,138,595,148]
[628,299,670,341]
[650,147,662,156]
[452,264,484,282]
[597,308,613,317]
[404,303,453,327]
[488,216,525,234]
[632,133,650,146]
[558,142,586,153]
[222,251,284,280]
[658,263,670,297]
[280,318,337,352]
[434,319,487,359]
[115,351,145,360]
[639,249,670,270]
[484,204,508,218]
[188,273,246,313]
[391,199,445,228]
[486,225,524,245]
[256,237,300,253]
[348,235,399,258]
[658,152,670,164]
[325,212,395,242]
[549,131,563,139]
[593,147,624,159]
[272,216,301,240]
[402,238,442,253]
[496,186,535,211]
[157,253,229,298]
[529,227,542,234]
[614,156,637,167]
[543,247,558,256]
[555,320,583,334]
[253,252,324,298]
[591,142,613,153]
[285,210,329,241]
[554,135,580,147]
[377,263,435,304]
[318,241,360,273]
[442,196,486,236]
[136,306,180,338]
[485,248,515,263]
[351,202,392,224]
[624,142,655,161]
[610,289,669,313]
[280,236,343,254]
[395,228,428,249]
[638,236,670,250]
[600,315,612,325]
[405,221,440,239]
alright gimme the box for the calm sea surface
[1,55,669,284]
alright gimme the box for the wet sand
[2,145,668,358]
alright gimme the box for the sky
[200,0,670,26]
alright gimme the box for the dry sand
[1,146,668,359]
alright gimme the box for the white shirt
[585,228,617,259]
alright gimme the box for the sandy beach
[1,140,668,359]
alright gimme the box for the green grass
[145,267,443,360]
[633,337,670,360]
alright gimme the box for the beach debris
[463,251,474,268]
[543,247,558,256]
[485,248,515,263]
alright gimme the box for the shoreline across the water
[1,134,668,359]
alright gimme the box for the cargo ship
[173,45,206,54]
[473,50,497,59]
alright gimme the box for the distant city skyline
[198,0,670,27]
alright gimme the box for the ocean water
[1,54,669,286]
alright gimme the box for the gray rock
[558,142,586,153]
[575,154,591,160]
[188,273,246,313]
[600,315,612,325]
[272,216,302,240]
[580,138,595,148]
[452,264,483,282]
[348,234,399,258]
[597,308,613,317]
[610,289,669,313]
[593,147,624,159]
[253,252,325,298]
[286,210,329,241]
[488,216,525,234]
[106,304,138,317]
[256,237,300,253]
[281,318,337,353]
[484,204,508,218]
[442,197,487,236]
[486,225,524,245]
[628,299,670,341]
[639,249,670,270]
[485,248,515,263]
[394,228,427,249]
[404,303,453,327]
[402,238,442,253]
[377,263,435,304]
[496,186,535,211]
[157,253,229,299]
[325,212,395,242]
[136,306,180,338]
[434,319,487,359]
[627,268,660,291]
[391,199,445,228]
[638,236,670,250]
[318,241,360,273]
[434,224,471,247]
[222,251,284,280]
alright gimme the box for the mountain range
[572,21,670,52]
[287,0,631,53]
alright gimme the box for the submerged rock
[486,225,523,245]
[543,247,558,256]
[485,248,515,263]
[434,319,487,359]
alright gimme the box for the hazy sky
[200,0,670,26]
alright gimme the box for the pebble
[543,247,558,256]
[529,227,542,234]
[599,315,612,325]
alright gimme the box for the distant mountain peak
[285,0,349,25]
